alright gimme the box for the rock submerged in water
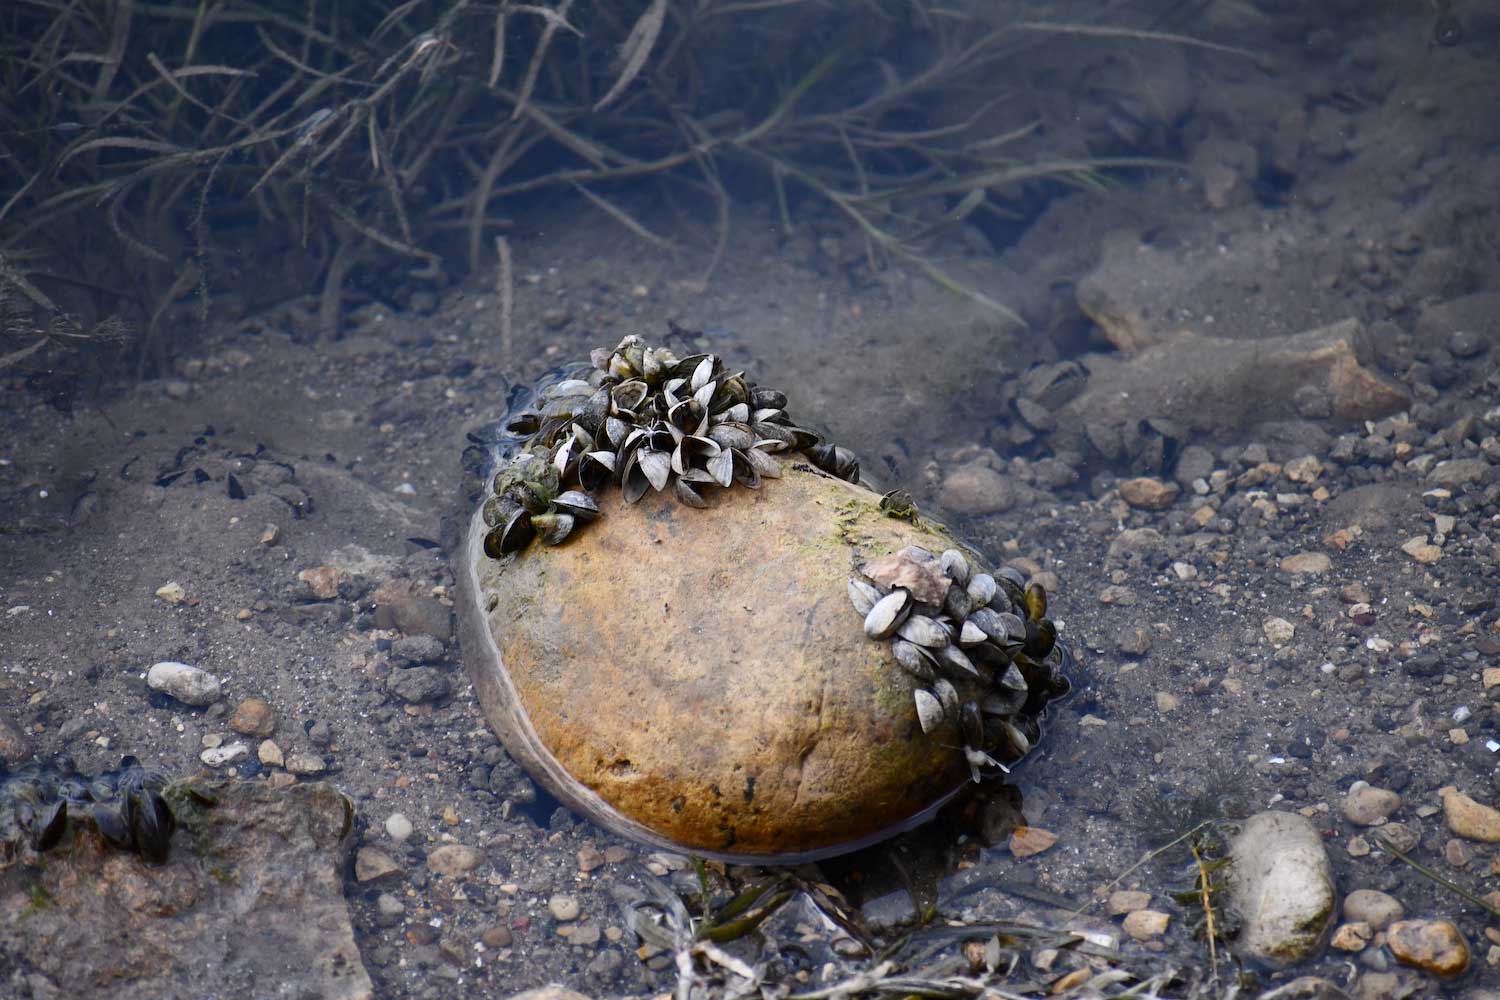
[459,457,1051,861]
[1227,810,1338,965]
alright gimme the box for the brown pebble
[1440,787,1500,842]
[1331,921,1372,951]
[406,924,437,946]
[298,565,343,599]
[1108,890,1152,916]
[1010,826,1058,858]
[577,844,605,872]
[427,844,483,877]
[1280,552,1332,575]
[1387,919,1469,978]
[229,697,276,737]
[603,845,631,864]
[482,925,513,949]
[1122,910,1170,940]
[1119,477,1179,510]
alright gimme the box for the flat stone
[386,667,450,704]
[1263,618,1296,646]
[200,742,249,768]
[356,847,403,883]
[1331,922,1372,951]
[1119,477,1179,510]
[372,579,452,641]
[258,739,284,767]
[1122,910,1170,940]
[1386,919,1469,978]
[1009,826,1058,858]
[1440,787,1500,842]
[1428,458,1491,486]
[1280,552,1333,575]
[427,844,483,877]
[1228,811,1337,966]
[0,779,369,999]
[147,661,222,707]
[1400,536,1442,564]
[286,752,326,776]
[1056,318,1409,443]
[458,462,1059,861]
[1108,890,1152,915]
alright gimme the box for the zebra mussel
[481,329,859,559]
[0,754,176,865]
[849,544,1068,782]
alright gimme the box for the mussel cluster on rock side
[0,754,176,865]
[477,329,860,556]
[850,545,1064,783]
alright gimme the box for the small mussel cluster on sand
[850,545,1068,781]
[480,330,860,557]
[0,754,176,864]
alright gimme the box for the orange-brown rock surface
[459,460,982,861]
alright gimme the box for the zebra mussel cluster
[848,545,1067,781]
[481,331,861,558]
[0,754,176,865]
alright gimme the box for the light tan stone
[1122,910,1170,940]
[1009,826,1058,858]
[1280,552,1332,575]
[1440,787,1500,842]
[1119,477,1179,511]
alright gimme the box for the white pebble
[147,661,222,706]
[386,812,414,842]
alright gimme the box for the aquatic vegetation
[480,330,855,556]
[0,754,176,865]
[0,0,1171,374]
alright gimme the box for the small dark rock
[386,668,451,705]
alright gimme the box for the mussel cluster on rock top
[0,754,176,865]
[478,329,860,557]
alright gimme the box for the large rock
[0,779,370,1000]
[1057,318,1408,442]
[458,462,998,862]
[1228,811,1338,965]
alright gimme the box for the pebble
[1400,536,1442,564]
[155,581,186,604]
[200,742,249,767]
[427,844,483,877]
[1341,782,1401,826]
[1284,455,1324,483]
[386,667,451,704]
[1009,826,1057,857]
[568,922,601,946]
[1428,458,1491,486]
[147,661,223,706]
[258,739,284,767]
[1122,910,1170,940]
[1386,919,1470,978]
[1344,889,1403,929]
[297,566,342,599]
[1262,618,1295,646]
[1119,477,1179,510]
[1280,552,1332,575]
[548,893,581,921]
[1108,890,1152,915]
[1330,922,1372,951]
[355,847,403,883]
[391,634,446,666]
[285,752,326,776]
[482,925,513,949]
[1117,627,1152,656]
[229,697,276,736]
[1228,811,1336,965]
[1440,787,1500,842]
[385,813,414,842]
[577,845,605,872]
[375,893,405,927]
[937,464,1017,515]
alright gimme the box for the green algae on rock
[457,333,1068,862]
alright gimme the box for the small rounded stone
[1340,781,1401,826]
[548,893,580,922]
[1343,889,1403,930]
[385,813,414,843]
[426,844,483,877]
[230,697,276,737]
